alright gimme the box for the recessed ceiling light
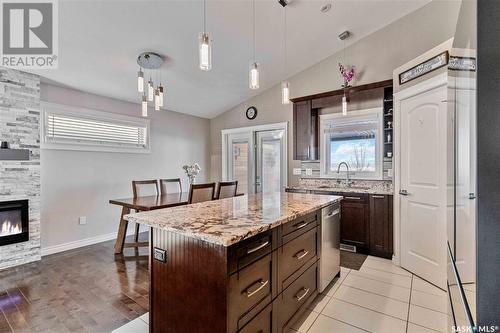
[320,3,332,13]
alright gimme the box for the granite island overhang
[125,191,342,333]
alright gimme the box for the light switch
[293,168,302,175]
[387,169,393,177]
[79,216,87,225]
[305,168,313,176]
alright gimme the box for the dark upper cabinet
[293,101,318,161]
[369,195,393,259]
[340,194,370,252]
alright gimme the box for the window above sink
[319,108,384,180]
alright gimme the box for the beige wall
[210,0,461,186]
[40,83,210,252]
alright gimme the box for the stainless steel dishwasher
[319,202,341,292]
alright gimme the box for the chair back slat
[188,183,216,204]
[132,180,159,198]
[216,181,238,199]
[160,178,182,195]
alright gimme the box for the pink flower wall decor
[338,63,355,88]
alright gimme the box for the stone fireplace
[0,199,29,247]
[0,68,41,270]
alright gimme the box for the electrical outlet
[79,216,87,225]
[293,168,302,175]
[305,168,313,176]
[387,169,393,177]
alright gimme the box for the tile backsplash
[299,159,393,181]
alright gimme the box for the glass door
[224,126,287,195]
[226,132,254,194]
[255,130,286,193]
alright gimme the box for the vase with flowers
[338,63,355,88]
[182,163,201,185]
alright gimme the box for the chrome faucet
[336,162,352,187]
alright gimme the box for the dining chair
[188,183,216,204]
[131,180,159,242]
[215,181,238,200]
[159,178,182,195]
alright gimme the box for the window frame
[41,102,150,153]
[319,108,384,180]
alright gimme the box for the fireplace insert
[0,199,29,246]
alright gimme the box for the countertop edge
[125,196,342,247]
[286,186,394,195]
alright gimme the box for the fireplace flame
[1,220,22,236]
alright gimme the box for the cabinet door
[293,101,318,161]
[340,197,369,252]
[369,195,393,259]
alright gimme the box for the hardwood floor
[0,233,150,333]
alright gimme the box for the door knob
[399,189,409,196]
[469,193,476,200]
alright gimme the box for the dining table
[109,192,244,254]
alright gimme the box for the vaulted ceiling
[31,0,431,118]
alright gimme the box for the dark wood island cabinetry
[125,192,342,333]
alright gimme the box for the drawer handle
[344,196,362,200]
[244,279,269,298]
[294,287,310,302]
[294,249,309,260]
[371,195,385,199]
[294,221,309,230]
[246,241,270,254]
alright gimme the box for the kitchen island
[125,191,342,333]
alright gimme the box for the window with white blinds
[41,102,150,153]
[320,108,383,179]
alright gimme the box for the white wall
[210,0,461,185]
[40,83,210,252]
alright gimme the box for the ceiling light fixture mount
[137,52,164,70]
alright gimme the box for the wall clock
[246,106,257,120]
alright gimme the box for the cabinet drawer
[229,229,275,275]
[277,261,318,331]
[281,212,318,243]
[229,252,276,332]
[238,302,273,333]
[341,193,368,203]
[279,227,318,286]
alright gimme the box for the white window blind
[42,102,150,153]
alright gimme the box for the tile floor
[113,255,449,333]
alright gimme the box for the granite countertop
[125,192,342,247]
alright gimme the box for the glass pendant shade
[141,95,147,117]
[148,79,154,101]
[249,63,259,90]
[154,89,160,111]
[281,81,290,104]
[137,69,144,93]
[199,33,212,71]
[158,86,164,107]
[342,95,347,116]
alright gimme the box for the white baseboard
[41,229,135,256]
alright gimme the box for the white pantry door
[400,84,448,289]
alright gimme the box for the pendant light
[342,92,347,116]
[158,85,164,107]
[199,0,212,71]
[249,0,259,90]
[141,95,148,117]
[281,6,290,104]
[137,67,144,93]
[154,88,160,111]
[148,76,154,101]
